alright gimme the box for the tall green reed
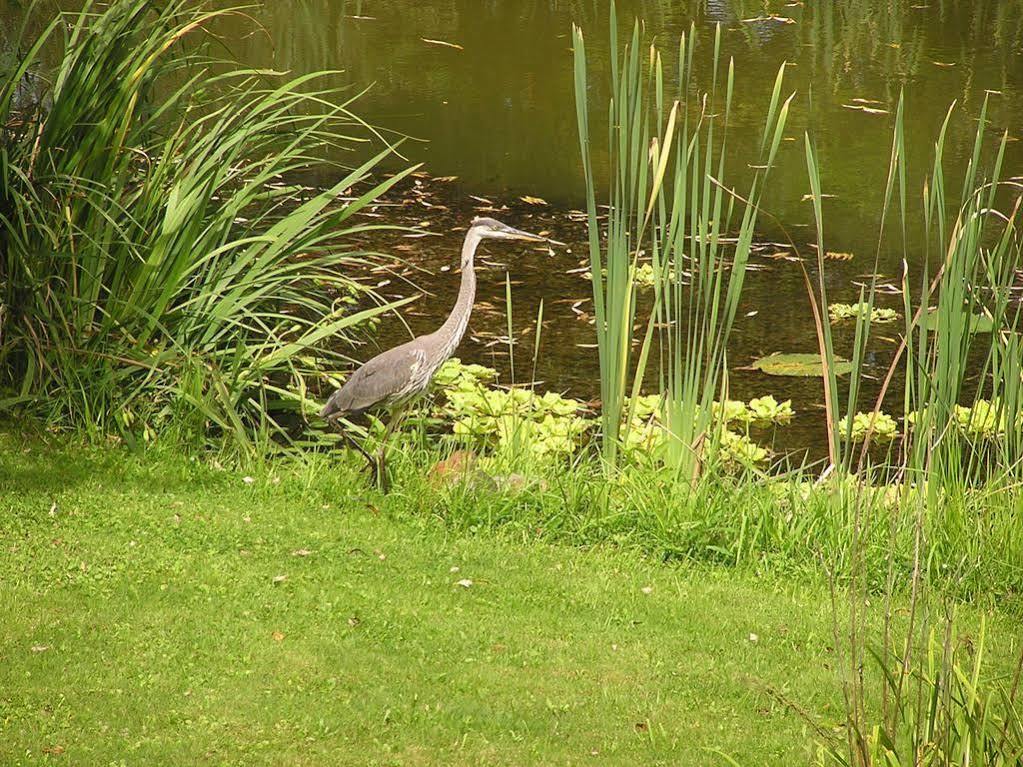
[573,6,790,475]
[802,94,1023,767]
[0,0,412,454]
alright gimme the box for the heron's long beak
[504,226,546,242]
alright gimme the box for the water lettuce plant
[430,359,591,458]
[429,361,787,467]
[828,302,899,323]
[837,410,898,443]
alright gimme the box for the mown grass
[2,430,1021,765]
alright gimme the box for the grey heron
[321,216,545,491]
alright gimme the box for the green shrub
[0,0,411,453]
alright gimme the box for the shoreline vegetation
[2,1,1022,765]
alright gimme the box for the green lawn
[1,435,1018,765]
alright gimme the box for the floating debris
[842,104,889,115]
[422,37,464,50]
[740,14,797,24]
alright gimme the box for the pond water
[10,0,1023,459]
[211,0,1023,460]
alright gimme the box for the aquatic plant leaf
[750,353,854,377]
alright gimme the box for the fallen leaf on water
[741,14,796,24]
[842,104,889,115]
[271,631,285,642]
[520,195,548,205]
[765,251,802,262]
[801,193,836,201]
[932,61,956,67]
[825,251,855,261]
[422,37,464,50]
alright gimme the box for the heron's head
[470,217,545,242]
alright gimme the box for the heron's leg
[376,405,409,493]
[331,418,377,484]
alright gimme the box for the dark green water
[229,0,1023,458]
[10,0,1023,457]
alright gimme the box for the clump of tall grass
[0,0,411,454]
[573,5,791,476]
[802,92,1023,767]
[818,620,1023,767]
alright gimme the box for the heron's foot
[362,457,379,487]
[376,452,391,494]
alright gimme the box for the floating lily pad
[750,353,854,377]
[921,308,996,333]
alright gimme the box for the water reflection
[227,0,1023,240]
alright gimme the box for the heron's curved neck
[433,229,481,356]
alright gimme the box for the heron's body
[320,217,542,490]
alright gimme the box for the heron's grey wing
[320,343,426,418]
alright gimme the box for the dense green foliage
[0,0,409,453]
